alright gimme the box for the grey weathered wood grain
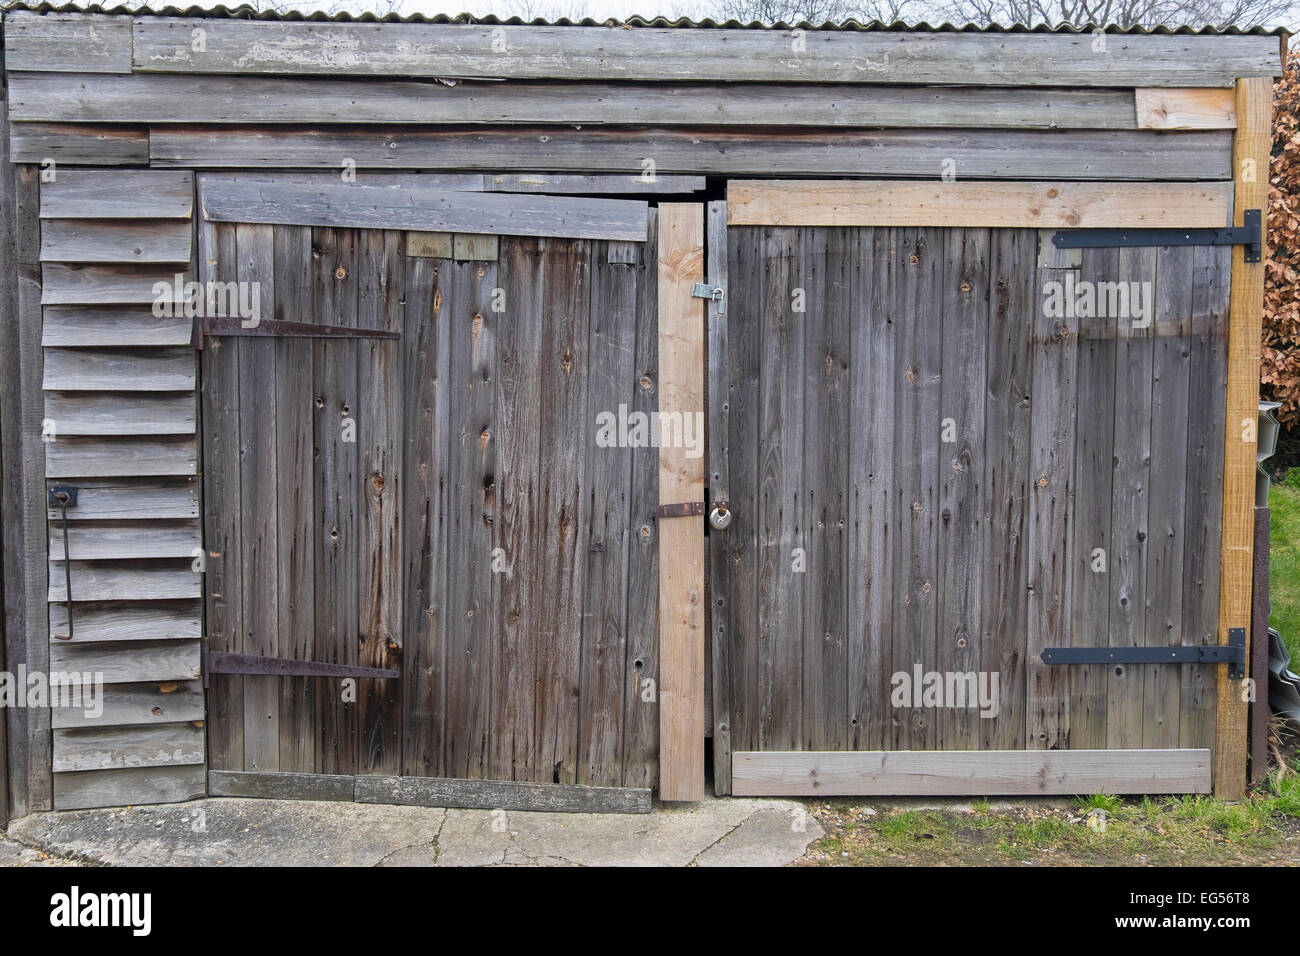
[53,764,205,810]
[52,681,205,729]
[42,305,194,347]
[732,749,1212,795]
[49,519,199,561]
[49,563,201,602]
[40,219,193,264]
[153,126,1234,181]
[40,169,195,219]
[41,264,190,306]
[53,722,205,772]
[49,639,202,683]
[354,774,651,813]
[0,109,15,826]
[129,19,1279,85]
[10,71,1142,128]
[44,392,196,436]
[10,123,148,165]
[43,347,196,391]
[46,479,198,522]
[4,13,133,74]
[208,770,355,801]
[486,173,705,194]
[45,437,197,477]
[50,601,202,644]
[198,175,649,242]
[706,201,732,793]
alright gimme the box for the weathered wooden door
[199,217,663,788]
[710,224,1230,784]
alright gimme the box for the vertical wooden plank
[657,203,705,802]
[443,255,497,781]
[533,238,590,785]
[1181,245,1229,751]
[400,252,449,777]
[757,227,804,753]
[1069,247,1118,750]
[850,227,897,752]
[1216,76,1272,798]
[1107,245,1156,750]
[313,227,361,776]
[357,229,405,775]
[621,209,660,790]
[1144,245,1194,749]
[891,228,942,751]
[491,239,542,782]
[236,222,279,772]
[706,201,732,793]
[801,227,851,751]
[981,229,1034,751]
[937,228,989,750]
[578,242,636,787]
[200,220,243,773]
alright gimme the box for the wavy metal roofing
[0,0,1287,35]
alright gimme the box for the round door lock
[709,504,733,530]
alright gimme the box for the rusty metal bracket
[192,317,401,350]
[204,652,399,687]
[655,501,706,519]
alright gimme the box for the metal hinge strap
[655,501,706,519]
[1051,209,1262,264]
[1041,630,1247,679]
[193,317,402,350]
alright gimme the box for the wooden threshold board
[732,749,1212,796]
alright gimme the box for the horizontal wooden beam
[209,770,355,802]
[40,170,194,219]
[727,180,1235,228]
[10,72,1146,130]
[41,219,193,264]
[4,13,133,74]
[198,175,649,241]
[52,681,204,730]
[1135,87,1237,129]
[732,749,1212,795]
[154,126,1232,180]
[484,173,705,194]
[354,774,653,813]
[53,765,205,811]
[52,722,204,773]
[9,122,148,166]
[127,18,1281,85]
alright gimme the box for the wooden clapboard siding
[44,348,196,391]
[41,264,187,305]
[53,765,205,810]
[40,219,193,264]
[43,306,194,347]
[49,639,202,683]
[45,437,197,477]
[150,126,1234,181]
[11,72,1145,129]
[4,13,134,74]
[44,392,196,435]
[127,19,1280,85]
[52,722,204,772]
[40,170,194,219]
[8,123,149,165]
[49,562,201,602]
[727,181,1234,229]
[52,681,205,729]
[46,479,198,521]
[198,175,649,241]
[50,601,202,644]
[1135,88,1237,129]
[48,519,199,561]
[486,173,702,194]
[732,749,1212,795]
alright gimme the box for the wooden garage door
[711,225,1230,761]
[199,219,661,788]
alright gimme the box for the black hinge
[204,652,399,688]
[1041,628,1247,680]
[1051,209,1262,264]
[193,317,401,350]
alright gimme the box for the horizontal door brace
[1041,628,1246,679]
[204,652,400,683]
[1051,209,1261,263]
[193,317,401,349]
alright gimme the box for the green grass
[1269,470,1300,662]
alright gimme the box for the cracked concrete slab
[4,794,824,867]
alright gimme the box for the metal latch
[692,283,726,314]
[1041,629,1247,680]
[655,501,706,519]
[1051,209,1262,264]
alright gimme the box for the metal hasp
[1051,209,1262,264]
[192,317,402,349]
[655,501,706,519]
[203,652,400,688]
[1041,629,1247,680]
[49,486,78,641]
[691,282,726,314]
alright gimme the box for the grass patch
[1269,470,1300,661]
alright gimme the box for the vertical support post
[1249,506,1270,786]
[705,200,732,796]
[1214,75,1272,798]
[657,203,706,802]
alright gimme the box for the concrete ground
[1,795,824,867]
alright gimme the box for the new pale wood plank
[40,169,195,219]
[198,175,649,242]
[129,19,1280,85]
[732,749,1212,795]
[1136,88,1237,129]
[40,219,193,264]
[44,392,196,436]
[43,305,194,347]
[4,13,133,74]
[48,563,201,602]
[728,181,1234,228]
[50,601,202,644]
[53,765,205,810]
[52,681,205,729]
[1215,77,1272,798]
[43,347,196,391]
[48,519,199,561]
[53,722,205,772]
[9,123,148,165]
[656,203,705,802]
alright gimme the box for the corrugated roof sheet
[0,0,1288,34]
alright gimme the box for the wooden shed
[0,4,1286,823]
